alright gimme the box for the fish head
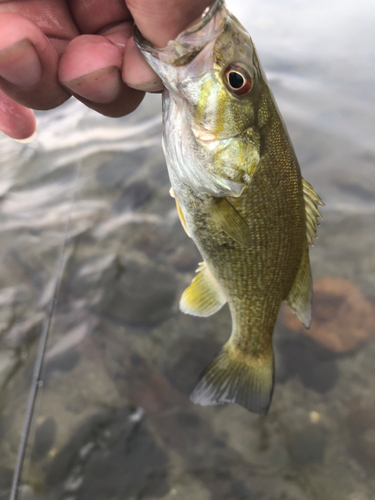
[134,0,268,197]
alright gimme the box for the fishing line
[9,162,80,500]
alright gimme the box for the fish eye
[224,64,253,96]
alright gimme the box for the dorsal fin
[302,179,324,246]
[285,179,323,328]
[180,261,227,317]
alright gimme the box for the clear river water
[0,1,374,499]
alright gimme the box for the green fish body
[134,0,323,414]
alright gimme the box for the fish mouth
[133,0,226,67]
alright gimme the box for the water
[0,1,375,499]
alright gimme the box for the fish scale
[134,0,323,414]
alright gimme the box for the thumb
[126,0,212,47]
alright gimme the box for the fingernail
[15,129,38,143]
[128,78,164,92]
[63,66,121,104]
[0,39,42,88]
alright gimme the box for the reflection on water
[0,1,375,499]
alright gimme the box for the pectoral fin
[285,248,312,328]
[180,262,227,317]
[170,187,191,238]
[210,198,252,248]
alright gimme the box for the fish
[134,0,323,414]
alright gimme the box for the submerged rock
[31,417,58,462]
[112,180,153,213]
[289,426,326,465]
[346,401,375,475]
[103,258,177,326]
[171,244,201,273]
[283,277,375,353]
[163,336,222,395]
[276,336,338,393]
[45,407,170,500]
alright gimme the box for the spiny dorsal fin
[302,179,324,246]
[180,261,227,317]
[170,187,191,238]
[190,342,274,415]
[210,198,252,248]
[285,248,312,328]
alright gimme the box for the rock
[31,417,58,462]
[0,467,13,490]
[1,312,45,350]
[103,259,177,326]
[163,337,222,395]
[44,350,82,386]
[276,337,338,393]
[121,223,175,259]
[68,253,117,300]
[288,426,326,465]
[45,407,170,500]
[96,151,147,189]
[346,401,375,474]
[282,277,375,353]
[0,349,20,391]
[171,245,201,273]
[112,180,152,213]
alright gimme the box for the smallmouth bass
[134,0,323,414]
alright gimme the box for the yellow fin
[170,187,191,238]
[190,342,274,415]
[180,261,227,317]
[210,198,252,248]
[285,248,312,328]
[303,179,324,246]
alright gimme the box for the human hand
[0,0,211,141]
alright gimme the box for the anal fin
[180,262,227,317]
[285,248,312,328]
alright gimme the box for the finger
[0,89,36,140]
[67,1,163,99]
[0,13,70,110]
[122,37,163,92]
[0,0,78,39]
[59,34,144,117]
[126,0,213,47]
[67,0,131,34]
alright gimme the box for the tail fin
[190,343,274,415]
